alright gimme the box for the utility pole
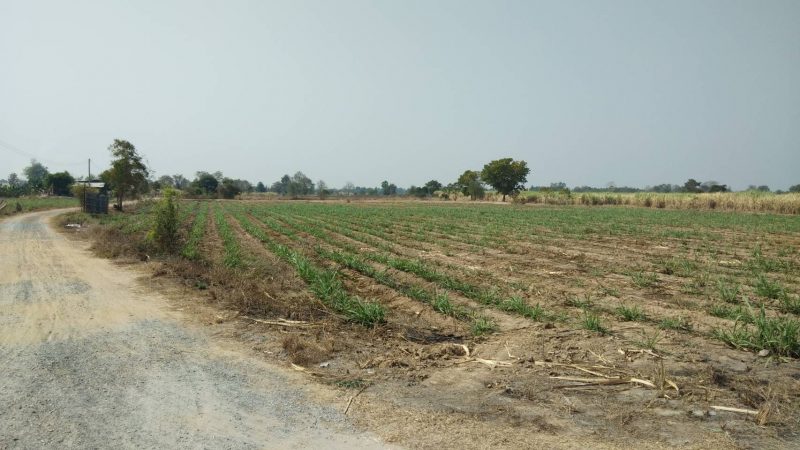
[83,158,91,213]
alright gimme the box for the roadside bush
[147,189,180,253]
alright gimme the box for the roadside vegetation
[0,197,77,216]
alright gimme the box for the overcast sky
[1,0,798,190]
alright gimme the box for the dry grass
[515,191,800,214]
[281,334,334,365]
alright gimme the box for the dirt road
[0,210,388,449]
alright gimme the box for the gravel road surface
[0,210,388,449]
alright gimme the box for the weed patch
[659,316,693,332]
[630,271,658,288]
[616,304,646,321]
[470,316,497,336]
[754,274,784,299]
[582,311,607,334]
[714,306,800,357]
[716,279,741,303]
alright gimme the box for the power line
[0,138,87,168]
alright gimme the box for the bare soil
[42,203,800,449]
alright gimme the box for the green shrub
[147,189,180,253]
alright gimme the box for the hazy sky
[2,0,798,190]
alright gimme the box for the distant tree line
[4,144,800,204]
[0,159,76,197]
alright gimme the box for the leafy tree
[105,139,149,211]
[708,184,728,193]
[157,175,175,189]
[23,159,49,191]
[789,184,800,193]
[7,173,22,188]
[218,178,242,199]
[379,180,398,196]
[46,171,75,196]
[481,158,530,201]
[407,185,423,198]
[287,171,314,197]
[280,175,291,194]
[195,173,219,195]
[424,180,442,196]
[269,174,292,194]
[1,173,27,197]
[255,181,267,193]
[231,179,252,193]
[650,184,674,193]
[317,180,329,199]
[456,170,485,200]
[683,179,702,193]
[7,173,29,195]
[172,174,189,190]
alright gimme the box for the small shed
[80,181,108,214]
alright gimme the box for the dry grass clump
[282,334,334,365]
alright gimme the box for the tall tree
[46,171,75,196]
[231,179,253,193]
[194,172,219,195]
[105,139,149,211]
[287,171,314,197]
[23,159,49,191]
[218,178,242,199]
[255,181,267,193]
[7,173,22,188]
[172,174,189,190]
[683,179,702,193]
[481,158,530,201]
[456,170,484,200]
[157,175,175,189]
[341,182,355,195]
[317,180,329,199]
[424,180,442,196]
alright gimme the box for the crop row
[249,207,547,323]
[181,201,210,260]
[224,205,384,326]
